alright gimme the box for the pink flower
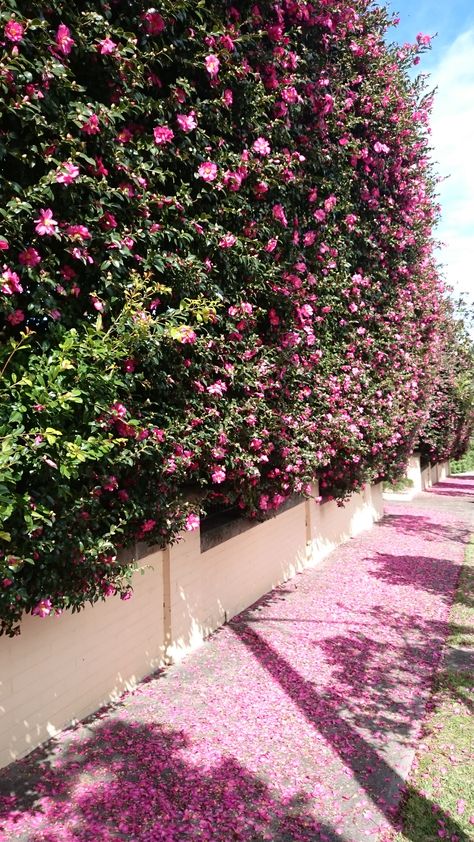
[56,24,74,55]
[313,208,326,222]
[222,88,233,106]
[81,114,100,135]
[205,54,220,77]
[19,247,41,267]
[265,238,278,252]
[32,598,53,618]
[7,309,25,325]
[197,161,218,182]
[175,325,197,344]
[272,204,288,227]
[219,233,236,248]
[254,181,269,197]
[416,32,431,46]
[374,141,390,154]
[123,358,137,373]
[176,112,197,132]
[55,162,79,185]
[99,211,118,230]
[185,513,200,531]
[211,466,226,484]
[4,20,24,43]
[111,404,128,420]
[303,230,317,246]
[222,170,243,191]
[66,224,91,240]
[252,137,271,156]
[0,238,9,250]
[324,194,337,212]
[153,125,174,145]
[207,380,227,396]
[141,518,156,534]
[143,10,166,35]
[35,208,58,236]
[1,267,22,295]
[97,37,117,54]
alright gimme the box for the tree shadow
[229,612,471,842]
[381,513,471,547]
[0,718,347,841]
[369,552,471,605]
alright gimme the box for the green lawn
[394,539,474,842]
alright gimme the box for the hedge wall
[0,0,460,634]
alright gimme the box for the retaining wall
[0,482,384,768]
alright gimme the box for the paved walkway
[1,475,473,842]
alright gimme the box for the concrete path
[1,475,473,842]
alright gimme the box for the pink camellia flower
[4,20,24,43]
[272,204,288,227]
[345,213,357,229]
[81,114,100,135]
[7,309,25,325]
[176,112,197,132]
[55,161,79,185]
[303,230,317,246]
[120,590,132,601]
[222,88,233,106]
[143,10,166,35]
[265,238,278,253]
[207,380,227,396]
[313,208,326,222]
[66,224,91,240]
[19,247,41,267]
[0,238,9,250]
[1,267,23,295]
[123,358,136,373]
[185,513,200,531]
[205,54,220,77]
[197,161,218,182]
[141,518,156,534]
[324,194,337,212]
[373,141,390,154]
[99,211,118,230]
[254,181,269,198]
[153,124,174,145]
[252,137,271,156]
[416,32,431,46]
[222,170,242,191]
[32,598,53,618]
[211,466,226,484]
[219,233,236,248]
[55,24,74,55]
[35,208,58,236]
[175,325,197,344]
[97,37,117,54]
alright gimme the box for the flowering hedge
[417,304,474,465]
[0,0,452,634]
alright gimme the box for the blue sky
[384,2,474,306]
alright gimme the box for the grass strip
[394,537,474,842]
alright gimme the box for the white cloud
[429,29,474,304]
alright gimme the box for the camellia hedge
[0,0,470,634]
[417,303,474,465]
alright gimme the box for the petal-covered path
[1,475,473,842]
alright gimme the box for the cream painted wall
[0,550,164,768]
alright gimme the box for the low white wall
[406,453,422,493]
[0,483,384,769]
[0,549,164,769]
[167,499,309,663]
[311,482,383,562]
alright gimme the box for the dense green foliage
[0,0,469,634]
